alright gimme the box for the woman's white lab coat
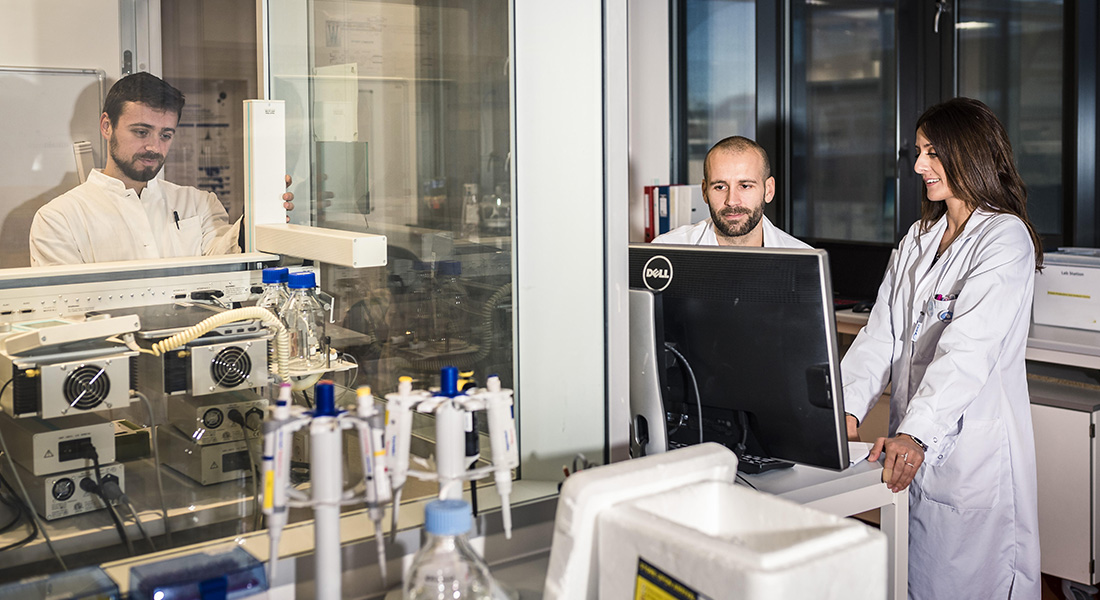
[841,209,1040,600]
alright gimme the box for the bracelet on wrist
[902,433,928,452]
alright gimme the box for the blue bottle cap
[314,380,336,416]
[424,499,472,536]
[287,271,316,289]
[440,366,459,397]
[262,267,289,284]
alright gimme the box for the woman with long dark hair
[841,97,1042,599]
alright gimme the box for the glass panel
[270,0,513,493]
[684,0,756,184]
[957,0,1064,240]
[0,0,513,583]
[790,1,896,243]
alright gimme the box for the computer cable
[0,473,36,553]
[77,444,134,556]
[0,378,67,570]
[663,343,704,445]
[135,391,172,545]
[228,409,261,530]
[79,442,155,553]
[118,496,156,553]
[0,465,27,537]
[0,466,23,535]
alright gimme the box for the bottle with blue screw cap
[404,499,496,600]
[257,267,290,315]
[279,271,328,370]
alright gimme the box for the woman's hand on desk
[869,435,925,493]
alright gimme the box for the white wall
[627,0,673,243]
[514,0,628,477]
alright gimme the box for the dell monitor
[628,243,849,470]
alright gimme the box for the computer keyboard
[832,298,861,310]
[737,454,794,474]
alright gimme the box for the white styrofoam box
[543,442,740,600]
[598,480,886,600]
[1034,251,1100,332]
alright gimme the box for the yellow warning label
[634,557,708,600]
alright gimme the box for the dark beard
[110,136,163,183]
[710,203,764,238]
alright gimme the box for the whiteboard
[0,67,106,268]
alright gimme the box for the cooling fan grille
[210,346,252,388]
[63,365,111,411]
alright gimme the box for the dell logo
[642,255,674,291]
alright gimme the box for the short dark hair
[102,72,185,126]
[704,136,771,182]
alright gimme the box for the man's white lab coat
[29,169,241,266]
[841,209,1040,599]
[652,215,811,248]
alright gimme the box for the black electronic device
[628,244,849,471]
[802,239,893,311]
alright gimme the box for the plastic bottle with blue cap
[404,499,495,600]
[280,271,328,370]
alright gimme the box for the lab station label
[634,557,710,600]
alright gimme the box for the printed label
[634,557,710,600]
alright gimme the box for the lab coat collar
[87,168,165,201]
[916,208,995,263]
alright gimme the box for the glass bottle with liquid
[280,271,328,370]
[404,499,495,600]
[257,267,290,316]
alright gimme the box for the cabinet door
[1032,403,1094,583]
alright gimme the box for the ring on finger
[901,452,909,461]
[905,462,915,467]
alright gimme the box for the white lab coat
[652,215,811,248]
[29,169,241,266]
[841,209,1040,599]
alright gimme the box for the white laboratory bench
[1025,324,1100,589]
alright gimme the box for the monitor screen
[628,244,849,470]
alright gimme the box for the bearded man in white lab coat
[842,98,1042,599]
[652,135,809,249]
[28,72,293,266]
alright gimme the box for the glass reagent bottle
[404,499,494,600]
[257,267,290,315]
[280,271,328,370]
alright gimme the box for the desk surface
[747,455,885,501]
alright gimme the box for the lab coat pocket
[173,215,203,256]
[912,296,957,361]
[919,418,1004,511]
